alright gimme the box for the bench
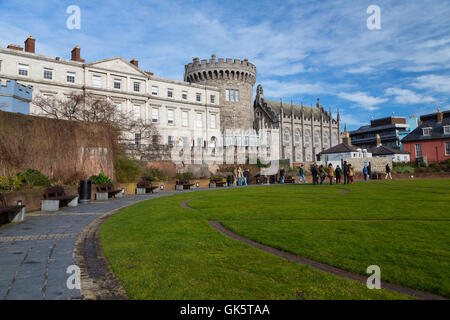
[96,183,123,200]
[41,186,78,211]
[209,177,227,188]
[0,194,26,223]
[175,179,195,191]
[136,181,159,194]
[284,176,296,184]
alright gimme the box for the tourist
[243,168,250,185]
[311,163,319,185]
[343,161,350,184]
[319,165,326,185]
[349,164,354,184]
[328,163,335,185]
[279,167,285,184]
[385,164,392,180]
[363,166,368,181]
[237,167,244,186]
[298,164,306,184]
[335,165,342,184]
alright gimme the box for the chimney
[7,44,23,51]
[437,108,443,123]
[376,134,382,147]
[130,58,138,68]
[71,46,85,63]
[24,36,35,53]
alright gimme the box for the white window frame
[167,109,175,125]
[18,63,29,76]
[196,93,201,102]
[43,68,53,80]
[415,144,422,157]
[210,95,215,104]
[151,108,159,123]
[423,127,432,136]
[444,126,450,135]
[182,111,189,127]
[196,113,203,128]
[113,79,121,90]
[133,82,141,92]
[134,105,141,120]
[92,75,102,88]
[67,72,76,84]
[446,142,450,156]
[210,114,216,129]
[182,91,188,100]
[152,86,158,96]
[167,89,173,98]
[225,89,230,102]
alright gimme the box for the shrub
[115,157,141,183]
[176,172,194,180]
[17,169,51,188]
[89,173,112,185]
[0,176,9,190]
[428,163,442,172]
[141,167,167,182]
[394,166,415,174]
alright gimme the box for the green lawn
[100,179,450,299]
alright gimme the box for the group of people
[297,161,373,185]
[233,167,251,186]
[308,163,354,185]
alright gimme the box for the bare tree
[33,92,164,158]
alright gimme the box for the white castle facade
[0,36,341,166]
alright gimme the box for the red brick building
[402,109,450,163]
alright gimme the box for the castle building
[253,84,341,163]
[0,37,342,165]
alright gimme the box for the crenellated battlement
[184,54,256,85]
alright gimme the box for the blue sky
[0,0,449,130]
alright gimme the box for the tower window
[225,89,239,102]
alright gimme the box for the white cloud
[412,75,450,93]
[338,92,387,111]
[345,66,374,74]
[385,88,435,104]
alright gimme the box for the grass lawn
[100,179,450,299]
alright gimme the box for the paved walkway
[0,194,162,300]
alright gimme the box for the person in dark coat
[311,164,319,185]
[279,168,285,184]
[343,161,350,184]
[243,169,250,185]
[335,165,342,184]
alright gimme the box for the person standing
[243,168,250,185]
[343,161,350,184]
[385,164,392,180]
[237,167,244,186]
[363,166,368,181]
[279,168,285,184]
[311,164,318,185]
[349,164,354,184]
[335,165,342,184]
[298,164,306,184]
[319,165,326,185]
[328,163,335,185]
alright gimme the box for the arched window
[284,128,290,146]
[296,153,302,162]
[295,130,301,146]
[332,132,338,146]
[305,129,311,148]
[314,130,320,148]
[323,132,329,149]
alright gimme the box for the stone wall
[0,110,116,182]
[343,157,392,174]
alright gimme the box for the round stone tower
[184,54,257,130]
